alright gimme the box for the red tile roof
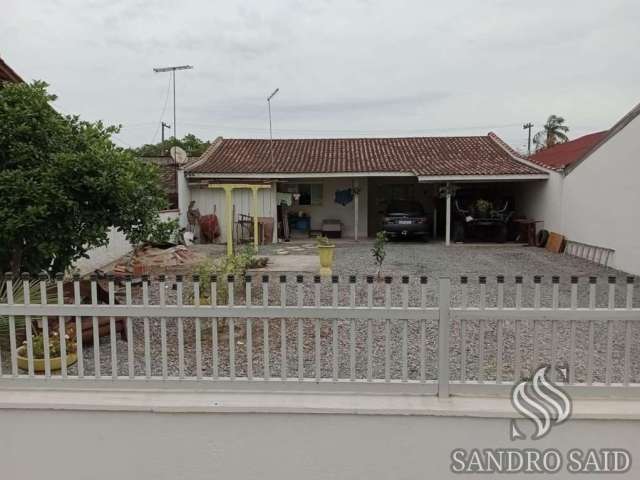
[0,56,23,83]
[528,131,608,170]
[565,102,640,174]
[188,135,545,177]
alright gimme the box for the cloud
[1,0,639,146]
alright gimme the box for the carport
[417,174,548,245]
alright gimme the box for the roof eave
[184,136,224,171]
[487,132,557,174]
[185,171,417,179]
[417,173,549,183]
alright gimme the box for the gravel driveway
[5,242,639,385]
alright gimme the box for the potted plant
[1,276,56,346]
[316,235,335,276]
[474,199,493,218]
[17,330,77,372]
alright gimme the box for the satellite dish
[170,146,188,165]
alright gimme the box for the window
[281,183,323,206]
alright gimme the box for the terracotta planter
[16,345,78,372]
[318,244,335,276]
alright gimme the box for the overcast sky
[2,0,639,151]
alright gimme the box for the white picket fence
[0,272,639,398]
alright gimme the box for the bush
[28,330,76,359]
[0,277,57,346]
[191,246,266,305]
[315,235,333,246]
[146,218,180,245]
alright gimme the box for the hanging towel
[334,188,354,206]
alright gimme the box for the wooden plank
[545,232,565,253]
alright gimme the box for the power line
[152,65,194,144]
[111,135,133,148]
[149,75,172,144]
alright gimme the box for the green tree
[0,81,167,274]
[131,133,210,157]
[533,115,570,151]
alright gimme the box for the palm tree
[533,115,569,151]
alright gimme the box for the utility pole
[523,122,533,156]
[161,122,171,155]
[153,65,193,145]
[267,88,279,165]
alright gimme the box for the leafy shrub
[0,278,57,345]
[191,246,266,305]
[146,218,180,245]
[474,199,493,217]
[315,235,333,246]
[27,330,76,359]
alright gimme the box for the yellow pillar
[251,186,259,250]
[224,185,233,256]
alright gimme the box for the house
[182,134,549,252]
[515,102,640,275]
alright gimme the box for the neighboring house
[515,102,640,275]
[139,155,200,211]
[183,134,548,250]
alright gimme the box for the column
[445,183,451,246]
[251,186,259,250]
[224,185,233,256]
[354,179,359,241]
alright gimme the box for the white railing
[0,272,638,398]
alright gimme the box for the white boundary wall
[1,393,639,480]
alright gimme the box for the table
[513,219,543,246]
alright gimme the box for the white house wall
[189,185,277,243]
[177,167,190,229]
[512,172,564,233]
[513,115,640,275]
[286,177,368,238]
[561,115,640,275]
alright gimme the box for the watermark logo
[449,366,632,474]
[510,366,571,440]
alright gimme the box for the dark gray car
[382,200,430,241]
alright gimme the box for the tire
[498,224,508,243]
[537,229,549,248]
[453,221,465,243]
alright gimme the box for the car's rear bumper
[383,224,429,237]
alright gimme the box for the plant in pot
[17,329,78,372]
[1,275,57,347]
[474,199,493,218]
[316,235,335,276]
